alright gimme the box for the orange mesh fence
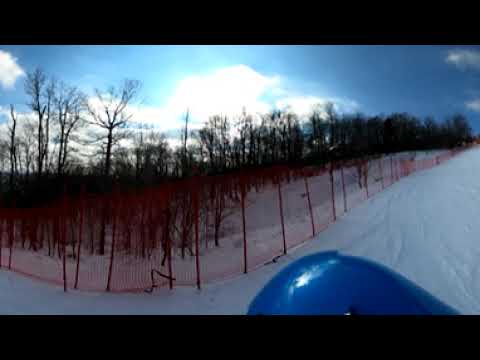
[416,157,436,172]
[280,168,316,250]
[243,168,285,272]
[0,147,472,292]
[366,157,384,198]
[108,188,169,292]
[342,160,368,211]
[331,164,347,217]
[73,192,111,291]
[382,156,395,188]
[192,175,245,284]
[307,167,335,235]
[5,206,65,288]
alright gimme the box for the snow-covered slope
[1,147,479,314]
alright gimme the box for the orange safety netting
[0,146,473,292]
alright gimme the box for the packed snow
[1,147,479,314]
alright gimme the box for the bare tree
[197,117,218,173]
[8,105,18,192]
[87,79,141,179]
[307,105,324,158]
[0,143,8,193]
[325,102,337,151]
[0,140,8,175]
[86,79,140,256]
[44,79,55,174]
[234,108,252,168]
[18,118,37,180]
[128,123,167,182]
[132,124,146,181]
[24,68,55,179]
[219,115,231,172]
[54,83,86,176]
[180,109,190,177]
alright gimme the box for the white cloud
[93,66,274,136]
[0,107,9,142]
[147,64,280,128]
[0,105,10,121]
[126,66,358,131]
[84,65,360,150]
[0,50,25,89]
[86,65,281,133]
[445,49,480,70]
[466,99,480,112]
[128,104,180,131]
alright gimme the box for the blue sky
[2,45,480,135]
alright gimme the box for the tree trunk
[105,129,113,178]
[9,106,17,193]
[99,202,107,256]
[37,107,44,180]
[57,123,65,176]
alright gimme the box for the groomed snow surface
[1,147,480,314]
